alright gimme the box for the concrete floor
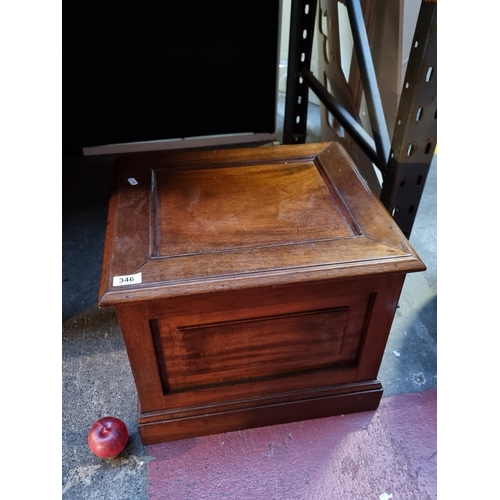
[62,94,437,499]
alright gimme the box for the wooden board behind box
[98,142,425,444]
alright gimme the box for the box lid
[98,142,425,306]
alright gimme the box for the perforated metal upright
[379,0,437,238]
[283,0,319,145]
[283,0,437,239]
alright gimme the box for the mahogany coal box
[98,142,425,444]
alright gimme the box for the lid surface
[99,142,425,305]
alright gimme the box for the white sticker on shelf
[112,272,142,287]
[127,177,138,185]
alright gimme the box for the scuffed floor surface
[146,389,436,500]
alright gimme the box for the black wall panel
[63,1,281,155]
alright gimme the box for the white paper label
[127,177,138,185]
[113,272,142,287]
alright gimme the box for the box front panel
[143,282,377,410]
[154,307,351,391]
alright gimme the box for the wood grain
[155,161,353,256]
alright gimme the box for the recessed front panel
[154,162,354,256]
[148,289,374,398]
[155,308,348,391]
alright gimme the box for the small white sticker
[127,177,138,185]
[113,272,142,287]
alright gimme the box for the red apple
[88,416,129,459]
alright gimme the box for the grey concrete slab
[62,307,151,499]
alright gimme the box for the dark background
[63,0,280,156]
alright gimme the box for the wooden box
[98,142,425,444]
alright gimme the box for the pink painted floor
[146,389,436,500]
